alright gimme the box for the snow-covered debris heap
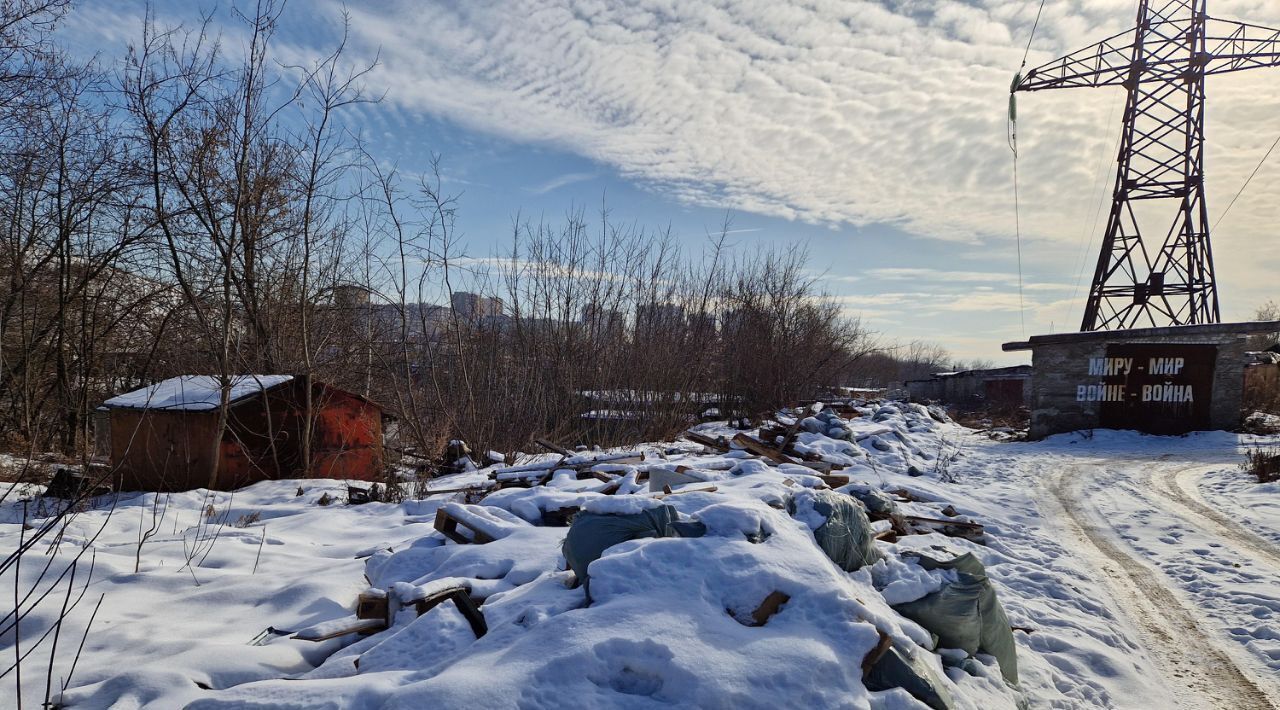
[209,402,1020,708]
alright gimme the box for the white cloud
[525,171,598,194]
[75,0,1280,343]
[327,1,1280,264]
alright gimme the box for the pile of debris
[258,401,1023,708]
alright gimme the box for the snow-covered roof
[102,375,294,411]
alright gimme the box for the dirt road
[1044,461,1280,710]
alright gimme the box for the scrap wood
[597,455,647,466]
[860,631,894,675]
[794,460,837,474]
[420,484,495,496]
[292,615,385,642]
[684,430,730,451]
[869,519,897,542]
[356,591,389,620]
[493,463,563,481]
[889,488,924,502]
[903,515,984,541]
[747,591,790,627]
[371,580,489,640]
[493,452,644,482]
[778,403,818,453]
[731,433,796,464]
[904,515,981,530]
[434,505,521,544]
[408,586,488,639]
[534,438,573,456]
[248,626,292,646]
[658,484,719,497]
[435,508,481,544]
[817,474,850,488]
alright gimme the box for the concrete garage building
[1003,321,1280,439]
[905,366,1032,409]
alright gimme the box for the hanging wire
[1212,131,1280,231]
[1008,0,1047,338]
[1020,0,1047,68]
[1012,133,1027,337]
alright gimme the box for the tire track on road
[1044,466,1277,710]
[1149,466,1280,569]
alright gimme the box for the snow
[102,375,294,410]
[5,402,1280,708]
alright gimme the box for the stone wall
[1027,332,1251,438]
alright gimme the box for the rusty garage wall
[105,377,385,492]
[1003,321,1280,439]
[905,366,1032,408]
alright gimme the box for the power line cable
[1009,0,1048,338]
[1212,132,1280,232]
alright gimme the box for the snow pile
[153,468,1013,708]
[46,403,1015,708]
[24,402,1263,708]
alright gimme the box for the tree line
[0,1,963,465]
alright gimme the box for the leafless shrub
[932,436,963,483]
[1241,447,1280,484]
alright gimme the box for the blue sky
[62,1,1280,364]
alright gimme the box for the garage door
[1097,344,1216,435]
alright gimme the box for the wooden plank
[684,431,730,451]
[433,508,477,544]
[749,591,790,626]
[293,616,385,642]
[534,438,573,456]
[413,587,487,639]
[419,485,494,495]
[657,485,718,498]
[777,405,812,454]
[903,515,984,541]
[903,515,982,531]
[860,631,893,675]
[730,433,794,464]
[356,592,388,620]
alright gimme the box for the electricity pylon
[1015,0,1280,331]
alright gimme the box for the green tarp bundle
[788,490,882,572]
[562,504,706,600]
[864,645,957,710]
[892,552,1019,685]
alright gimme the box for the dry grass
[1241,447,1280,484]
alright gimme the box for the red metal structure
[101,376,386,491]
[1015,0,1280,331]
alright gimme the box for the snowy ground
[2,407,1278,709]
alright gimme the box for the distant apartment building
[451,291,503,321]
[582,303,627,338]
[636,302,685,331]
[686,310,716,336]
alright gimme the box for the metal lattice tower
[1016,0,1280,331]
